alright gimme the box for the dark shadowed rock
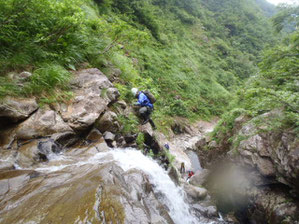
[124,133,138,144]
[249,187,299,224]
[86,128,102,142]
[0,97,38,124]
[51,131,78,147]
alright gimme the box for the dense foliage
[213,29,299,144]
[0,0,279,129]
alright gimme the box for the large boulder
[55,68,119,131]
[184,184,208,201]
[190,169,210,187]
[0,97,38,124]
[95,110,120,133]
[16,106,73,140]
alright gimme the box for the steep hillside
[255,0,277,17]
[0,0,276,130]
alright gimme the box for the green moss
[99,187,125,224]
[136,133,145,149]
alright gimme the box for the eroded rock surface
[16,106,73,140]
[55,68,119,131]
[235,112,299,192]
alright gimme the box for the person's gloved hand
[133,102,140,106]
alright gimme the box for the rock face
[0,97,38,124]
[184,184,208,201]
[55,68,119,131]
[235,112,299,193]
[204,111,299,223]
[16,106,73,140]
[190,169,210,187]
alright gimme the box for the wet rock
[0,150,16,170]
[66,141,109,156]
[0,170,33,197]
[86,128,102,142]
[38,139,61,154]
[16,139,61,167]
[168,166,180,186]
[16,141,40,167]
[51,131,78,147]
[16,107,73,140]
[192,204,218,218]
[190,169,210,187]
[55,68,119,131]
[0,97,38,124]
[184,184,208,201]
[95,110,119,133]
[0,160,177,224]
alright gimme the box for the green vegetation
[117,114,139,134]
[0,0,283,129]
[136,133,145,149]
[213,19,299,145]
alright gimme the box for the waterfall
[110,149,200,224]
[33,148,201,223]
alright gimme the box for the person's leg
[147,107,156,129]
[139,107,149,124]
[149,118,156,129]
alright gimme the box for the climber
[131,88,156,129]
[164,143,170,151]
[186,170,194,182]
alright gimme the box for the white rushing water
[33,148,201,224]
[110,149,199,224]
